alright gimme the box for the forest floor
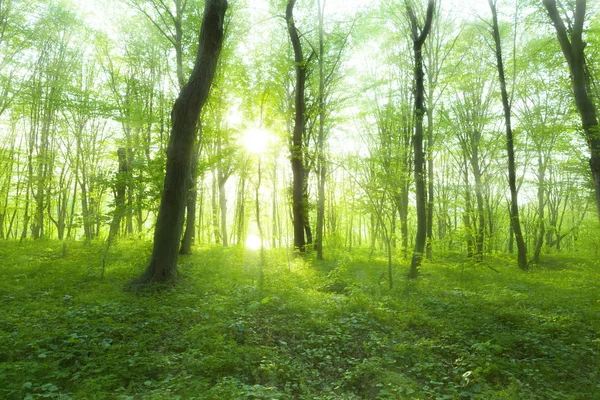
[0,240,599,399]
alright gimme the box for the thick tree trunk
[544,0,600,223]
[489,0,528,270]
[127,0,227,288]
[286,0,307,253]
[407,0,434,279]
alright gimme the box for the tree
[407,0,434,279]
[488,0,528,270]
[128,0,227,287]
[543,0,600,223]
[286,0,308,253]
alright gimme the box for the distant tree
[128,0,227,287]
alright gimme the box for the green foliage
[1,241,598,399]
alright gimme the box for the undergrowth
[0,240,598,399]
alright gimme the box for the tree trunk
[315,0,326,260]
[211,168,220,244]
[271,163,279,248]
[397,188,409,259]
[303,170,312,247]
[127,0,227,288]
[462,154,474,258]
[235,172,246,245]
[180,142,200,254]
[544,0,600,223]
[407,0,434,279]
[470,139,485,260]
[489,0,528,270]
[219,175,228,247]
[426,104,434,259]
[286,0,307,253]
[107,148,129,241]
[533,153,546,264]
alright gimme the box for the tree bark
[286,0,307,253]
[407,0,434,279]
[543,0,600,223]
[127,0,227,288]
[489,0,528,270]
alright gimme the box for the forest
[0,0,599,398]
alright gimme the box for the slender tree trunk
[77,131,93,242]
[107,148,129,242]
[235,172,246,244]
[462,154,474,258]
[219,176,228,247]
[507,203,514,253]
[407,0,434,278]
[303,171,312,247]
[128,0,227,288]
[533,153,546,264]
[211,168,220,244]
[315,0,327,260]
[180,142,200,254]
[198,185,205,244]
[489,0,527,270]
[271,163,279,248]
[470,141,485,259]
[286,0,306,253]
[32,123,50,240]
[126,171,134,235]
[426,106,434,259]
[255,159,265,284]
[397,189,409,259]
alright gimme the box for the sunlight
[242,128,271,154]
[245,234,262,250]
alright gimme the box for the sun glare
[245,234,262,250]
[242,128,271,154]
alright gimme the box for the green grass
[0,240,598,399]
